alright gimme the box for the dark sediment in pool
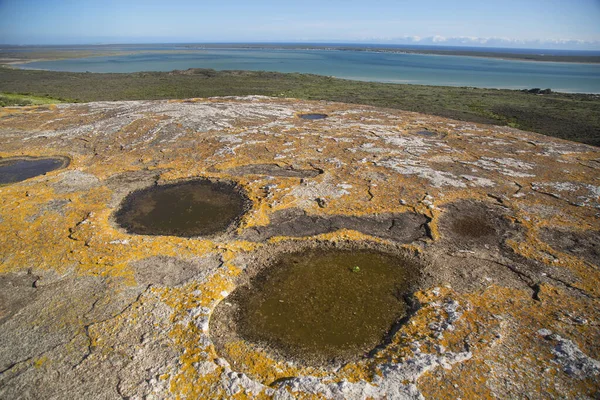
[215,247,420,365]
[436,200,522,259]
[451,215,496,238]
[0,156,69,185]
[114,179,250,237]
[299,113,328,120]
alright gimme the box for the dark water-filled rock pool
[0,157,69,185]
[115,179,249,237]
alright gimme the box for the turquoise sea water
[18,48,600,93]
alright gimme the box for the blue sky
[1,0,599,49]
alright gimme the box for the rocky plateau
[0,96,599,399]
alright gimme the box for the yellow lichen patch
[416,286,560,397]
[377,288,465,356]
[219,244,259,277]
[265,228,390,245]
[168,320,226,400]
[33,356,49,368]
[414,284,600,398]
[156,277,237,398]
[221,340,307,384]
[333,362,373,383]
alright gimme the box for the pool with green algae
[231,248,420,364]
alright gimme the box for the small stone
[537,329,553,337]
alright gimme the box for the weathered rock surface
[0,96,599,399]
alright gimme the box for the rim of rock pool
[210,240,423,368]
[298,113,328,120]
[113,178,252,238]
[0,155,70,185]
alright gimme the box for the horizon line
[2,41,600,52]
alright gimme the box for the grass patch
[0,92,65,107]
[0,67,598,146]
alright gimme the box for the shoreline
[9,64,599,95]
[6,62,600,95]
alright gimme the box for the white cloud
[373,35,600,50]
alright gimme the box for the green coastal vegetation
[0,92,66,107]
[0,66,598,146]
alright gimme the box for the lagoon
[18,48,600,93]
